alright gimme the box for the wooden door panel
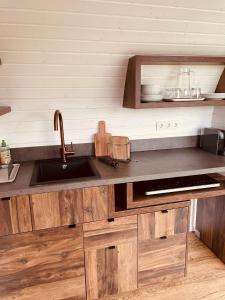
[138,234,186,287]
[59,189,83,226]
[0,226,86,300]
[30,192,61,230]
[85,242,137,300]
[138,208,188,287]
[14,196,32,233]
[197,196,225,263]
[30,190,84,230]
[83,186,109,222]
[0,195,32,237]
[84,215,138,299]
[30,185,112,230]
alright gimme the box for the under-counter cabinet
[0,226,86,300]
[0,195,32,236]
[138,207,189,287]
[84,216,138,300]
[30,186,111,230]
[197,195,225,263]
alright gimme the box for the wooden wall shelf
[123,55,225,109]
[0,106,11,116]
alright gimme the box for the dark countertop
[1,147,225,198]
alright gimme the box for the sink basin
[30,156,99,186]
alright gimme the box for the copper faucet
[54,110,74,162]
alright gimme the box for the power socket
[156,120,179,132]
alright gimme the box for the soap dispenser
[0,140,11,165]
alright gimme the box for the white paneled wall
[212,107,225,129]
[0,0,225,147]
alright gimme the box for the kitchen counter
[1,147,225,198]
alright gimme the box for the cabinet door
[84,216,137,299]
[0,226,86,300]
[138,207,188,287]
[31,186,111,230]
[30,189,83,230]
[83,185,111,222]
[0,195,32,237]
[197,196,225,263]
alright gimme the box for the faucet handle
[65,142,74,153]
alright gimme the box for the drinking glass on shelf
[191,88,201,99]
[164,88,182,99]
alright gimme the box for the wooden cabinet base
[138,207,189,287]
[84,216,138,299]
[197,196,225,263]
[0,226,86,300]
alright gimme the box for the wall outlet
[156,120,179,132]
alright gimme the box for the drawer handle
[1,197,10,201]
[160,236,167,240]
[108,246,116,250]
[108,218,115,222]
[161,210,168,214]
[68,224,76,228]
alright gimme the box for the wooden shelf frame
[0,106,11,116]
[123,55,225,109]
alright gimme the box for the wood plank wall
[1,0,225,147]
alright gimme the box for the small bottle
[0,140,11,165]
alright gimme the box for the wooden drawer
[30,190,83,230]
[138,207,189,287]
[0,226,86,300]
[0,195,32,237]
[84,216,138,299]
[30,186,112,230]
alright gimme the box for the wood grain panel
[138,208,188,287]
[12,195,32,232]
[197,196,225,263]
[84,215,137,250]
[30,189,84,230]
[85,220,137,300]
[0,195,32,236]
[0,198,14,236]
[138,207,188,241]
[30,192,61,230]
[59,189,83,226]
[138,234,187,287]
[0,226,85,300]
[83,186,109,223]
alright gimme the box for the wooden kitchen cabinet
[0,195,32,237]
[83,215,138,299]
[0,225,86,300]
[30,185,111,230]
[197,196,225,263]
[30,189,83,230]
[83,185,111,223]
[138,207,189,287]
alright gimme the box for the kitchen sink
[30,156,99,186]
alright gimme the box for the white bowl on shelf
[141,94,163,102]
[141,84,161,95]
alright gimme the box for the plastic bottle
[0,140,11,165]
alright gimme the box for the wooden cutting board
[109,136,130,160]
[94,121,111,157]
